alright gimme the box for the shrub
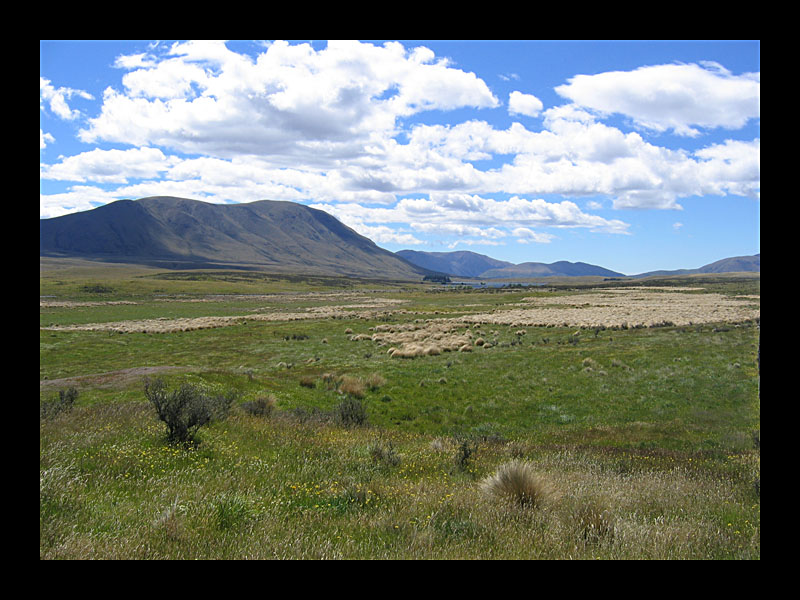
[453,436,478,472]
[335,396,368,427]
[40,387,78,420]
[480,460,556,508]
[144,378,235,445]
[241,395,277,417]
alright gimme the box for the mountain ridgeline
[397,250,627,279]
[39,197,431,280]
[40,197,759,281]
[398,249,759,279]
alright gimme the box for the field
[40,260,760,559]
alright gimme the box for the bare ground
[40,366,189,391]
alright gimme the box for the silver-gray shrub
[144,378,235,445]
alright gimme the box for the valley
[40,261,760,559]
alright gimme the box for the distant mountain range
[39,196,430,280]
[39,196,759,281]
[630,254,760,278]
[396,250,626,278]
[394,250,515,278]
[398,249,759,279]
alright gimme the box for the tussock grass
[337,375,366,399]
[480,460,557,508]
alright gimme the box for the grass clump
[144,378,235,446]
[365,373,387,391]
[337,375,366,399]
[368,439,401,467]
[480,459,556,509]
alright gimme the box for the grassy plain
[40,260,760,559]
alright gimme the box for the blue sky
[40,40,759,275]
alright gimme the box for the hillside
[479,260,626,279]
[397,250,625,279]
[398,249,760,279]
[632,254,760,278]
[39,197,430,280]
[395,250,513,278]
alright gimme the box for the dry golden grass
[480,460,558,509]
[41,287,758,335]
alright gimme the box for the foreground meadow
[40,265,760,559]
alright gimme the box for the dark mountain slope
[40,197,430,280]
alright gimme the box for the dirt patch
[40,366,188,391]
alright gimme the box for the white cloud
[40,77,93,120]
[555,62,760,137]
[40,186,119,218]
[513,227,556,244]
[42,43,759,234]
[354,224,423,246]
[508,91,543,117]
[79,40,499,162]
[309,192,630,250]
[40,129,55,149]
[40,147,180,184]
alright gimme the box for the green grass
[40,264,760,559]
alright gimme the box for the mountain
[631,254,760,278]
[39,196,431,280]
[696,254,760,274]
[478,260,626,279]
[395,250,514,278]
[397,250,625,279]
[398,248,760,279]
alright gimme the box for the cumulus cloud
[554,62,760,137]
[40,147,180,184]
[508,91,543,117]
[78,40,499,162]
[40,77,93,120]
[310,191,629,250]
[40,186,119,219]
[41,41,759,250]
[40,129,55,149]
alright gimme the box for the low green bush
[335,396,368,427]
[241,395,277,417]
[144,378,235,445]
